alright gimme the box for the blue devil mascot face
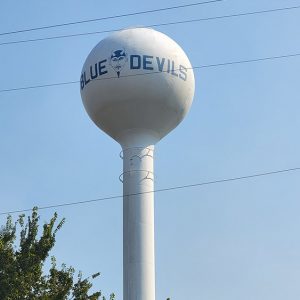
[109,49,128,77]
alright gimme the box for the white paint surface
[80,28,195,300]
[123,143,155,300]
[80,27,195,143]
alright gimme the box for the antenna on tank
[80,27,195,300]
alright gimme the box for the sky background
[1,0,300,299]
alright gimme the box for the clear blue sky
[1,0,300,299]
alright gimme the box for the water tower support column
[122,145,155,300]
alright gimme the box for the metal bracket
[119,147,154,160]
[119,169,154,183]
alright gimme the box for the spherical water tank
[80,27,195,145]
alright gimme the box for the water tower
[80,27,195,300]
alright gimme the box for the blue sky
[1,0,300,299]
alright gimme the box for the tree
[0,207,115,300]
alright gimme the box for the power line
[0,52,300,94]
[1,5,300,47]
[0,166,299,216]
[0,0,222,37]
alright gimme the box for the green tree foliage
[0,208,115,300]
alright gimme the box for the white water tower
[80,27,195,300]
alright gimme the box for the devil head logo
[109,48,128,78]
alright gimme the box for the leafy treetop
[0,207,115,300]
